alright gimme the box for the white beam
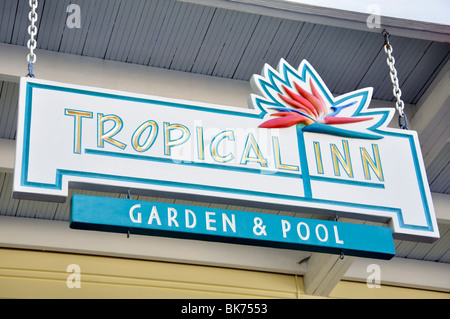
[0,215,309,275]
[0,139,14,174]
[0,42,418,119]
[181,0,450,42]
[344,256,450,292]
[0,43,251,110]
[281,0,450,26]
[411,59,450,168]
[303,252,355,296]
[432,193,450,224]
[0,42,416,121]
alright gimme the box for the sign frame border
[13,75,439,242]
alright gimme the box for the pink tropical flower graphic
[259,78,374,129]
[250,59,387,140]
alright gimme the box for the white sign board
[13,59,439,242]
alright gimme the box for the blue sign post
[70,195,395,259]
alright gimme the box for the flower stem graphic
[302,123,382,140]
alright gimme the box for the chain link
[27,0,38,77]
[382,30,408,129]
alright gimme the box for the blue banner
[70,194,395,259]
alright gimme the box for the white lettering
[66,4,81,29]
[315,224,328,242]
[185,209,196,228]
[148,206,162,225]
[129,204,142,223]
[222,213,236,233]
[168,207,179,227]
[181,303,216,316]
[205,212,216,231]
[334,225,344,244]
[66,264,81,288]
[297,222,310,240]
[366,4,381,29]
[281,220,291,238]
[253,217,267,236]
[366,264,381,288]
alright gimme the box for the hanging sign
[13,59,439,242]
[70,194,396,259]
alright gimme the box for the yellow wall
[0,248,302,299]
[331,281,449,299]
[0,248,448,299]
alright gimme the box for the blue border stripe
[85,148,301,179]
[28,82,267,119]
[310,176,385,189]
[84,149,384,189]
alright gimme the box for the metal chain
[382,29,408,129]
[27,0,38,78]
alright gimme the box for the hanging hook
[298,256,311,266]
[340,250,345,260]
[382,29,390,48]
[398,114,409,130]
[26,61,35,78]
